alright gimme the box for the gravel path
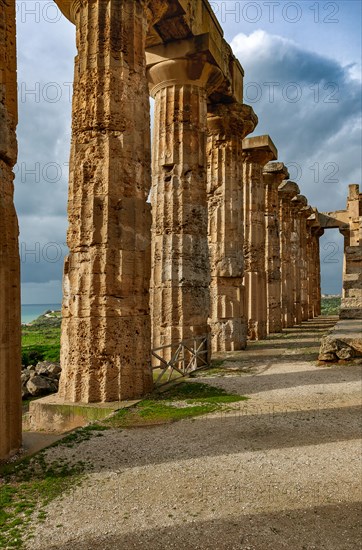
[26,318,362,550]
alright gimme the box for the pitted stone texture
[0,0,21,460]
[318,320,362,361]
[278,180,300,328]
[207,103,257,352]
[149,59,223,354]
[340,185,362,319]
[242,135,277,340]
[263,162,289,334]
[58,0,153,403]
[290,195,308,326]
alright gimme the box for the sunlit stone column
[207,103,257,352]
[263,162,289,334]
[291,194,307,326]
[300,205,313,321]
[0,0,22,459]
[278,181,300,328]
[242,135,277,340]
[58,0,167,402]
[306,210,323,318]
[313,229,323,316]
[148,58,223,351]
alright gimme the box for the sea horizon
[21,303,62,324]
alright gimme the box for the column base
[28,394,140,433]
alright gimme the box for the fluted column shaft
[0,0,21,459]
[278,181,300,328]
[263,163,289,334]
[242,137,277,340]
[300,206,313,321]
[290,195,307,326]
[207,104,257,352]
[59,0,154,403]
[148,59,223,352]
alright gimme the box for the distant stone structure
[0,0,360,456]
[319,184,362,319]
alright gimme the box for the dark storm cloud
[231,30,361,212]
[14,7,75,293]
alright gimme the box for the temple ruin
[0,0,361,459]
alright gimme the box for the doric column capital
[242,135,277,166]
[147,58,223,97]
[207,102,258,140]
[263,162,289,187]
[301,205,314,219]
[55,0,168,26]
[291,194,308,213]
[278,180,300,200]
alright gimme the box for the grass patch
[321,297,341,316]
[22,312,61,366]
[0,423,109,548]
[105,381,248,428]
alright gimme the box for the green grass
[21,312,61,366]
[0,423,111,549]
[105,381,248,428]
[1,381,247,547]
[321,297,341,316]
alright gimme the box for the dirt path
[26,317,362,550]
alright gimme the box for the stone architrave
[57,0,166,402]
[207,103,257,352]
[148,57,223,352]
[263,162,289,334]
[278,180,300,328]
[0,0,22,459]
[242,135,277,340]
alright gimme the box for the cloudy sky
[15,0,361,304]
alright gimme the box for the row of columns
[0,0,325,459]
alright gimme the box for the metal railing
[151,335,210,386]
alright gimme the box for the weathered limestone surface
[318,320,362,361]
[242,136,277,340]
[207,103,257,352]
[58,0,158,402]
[290,195,308,326]
[340,185,362,319]
[148,58,223,350]
[0,0,21,459]
[278,181,300,328]
[300,205,313,321]
[263,162,289,334]
[320,184,362,320]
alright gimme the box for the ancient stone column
[58,0,164,403]
[263,162,289,334]
[242,136,277,340]
[0,0,22,459]
[291,195,307,326]
[278,181,300,328]
[206,103,257,352]
[306,210,323,318]
[148,58,223,352]
[313,229,323,317]
[300,205,313,321]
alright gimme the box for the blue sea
[21,304,62,324]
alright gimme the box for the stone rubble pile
[21,362,62,399]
